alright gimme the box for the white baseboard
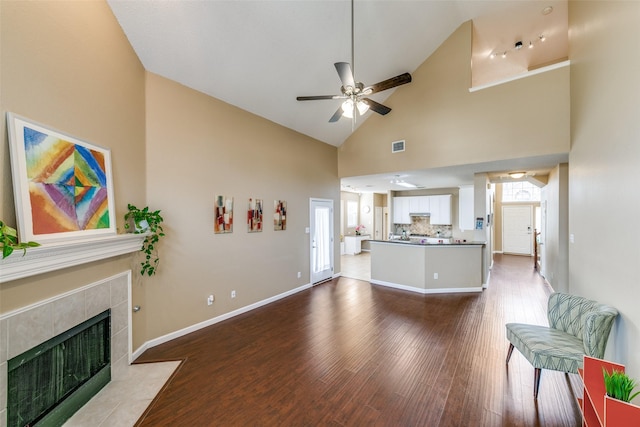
[370,279,483,294]
[132,282,313,360]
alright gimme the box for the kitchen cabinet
[393,197,411,224]
[430,194,452,225]
[394,195,450,225]
[344,235,371,255]
[409,196,430,213]
[458,185,474,230]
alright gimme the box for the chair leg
[534,368,542,399]
[506,343,515,364]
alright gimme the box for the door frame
[309,198,334,284]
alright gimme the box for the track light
[489,35,547,59]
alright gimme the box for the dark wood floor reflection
[135,254,582,426]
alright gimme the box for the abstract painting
[6,113,116,243]
[214,195,233,233]
[274,200,286,231]
[247,198,263,232]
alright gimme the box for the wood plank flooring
[134,254,582,426]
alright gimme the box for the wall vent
[391,140,405,153]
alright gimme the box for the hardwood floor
[134,254,582,426]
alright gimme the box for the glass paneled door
[310,199,334,284]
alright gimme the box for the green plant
[603,368,640,403]
[124,204,165,276]
[0,220,40,259]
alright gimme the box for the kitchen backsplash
[395,217,452,237]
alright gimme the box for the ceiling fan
[296,0,412,125]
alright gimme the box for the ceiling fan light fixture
[341,99,354,118]
[356,100,369,115]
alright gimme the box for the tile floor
[63,360,180,427]
[340,251,371,282]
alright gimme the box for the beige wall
[543,163,569,293]
[1,1,339,353]
[0,1,146,313]
[569,1,640,377]
[338,20,570,179]
[143,73,339,344]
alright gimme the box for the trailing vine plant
[0,220,40,259]
[124,204,165,276]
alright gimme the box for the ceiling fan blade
[361,98,391,115]
[335,62,355,89]
[297,95,345,101]
[329,105,344,123]
[365,72,412,94]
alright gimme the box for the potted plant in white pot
[124,204,165,276]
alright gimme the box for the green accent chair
[505,292,618,398]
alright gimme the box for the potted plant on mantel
[124,204,165,276]
[0,220,40,259]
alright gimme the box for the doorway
[502,205,533,255]
[310,198,334,284]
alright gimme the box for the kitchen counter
[374,239,485,246]
[369,240,486,294]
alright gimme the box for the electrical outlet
[297,272,301,278]
[434,273,438,280]
[231,290,236,299]
[207,295,214,306]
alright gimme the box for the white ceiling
[107,0,568,191]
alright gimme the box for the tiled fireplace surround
[0,271,132,426]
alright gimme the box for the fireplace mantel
[0,233,145,283]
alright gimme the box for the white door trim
[310,198,334,284]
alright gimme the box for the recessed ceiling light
[542,6,553,15]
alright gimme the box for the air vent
[391,140,405,153]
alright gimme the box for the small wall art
[247,198,263,232]
[214,195,233,233]
[274,200,286,231]
[6,113,116,243]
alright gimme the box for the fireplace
[8,309,111,426]
[0,272,132,426]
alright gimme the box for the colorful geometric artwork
[214,195,233,234]
[7,113,116,243]
[247,198,262,233]
[274,200,286,231]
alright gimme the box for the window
[347,201,358,227]
[502,182,541,202]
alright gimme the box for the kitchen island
[369,240,486,294]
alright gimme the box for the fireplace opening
[7,309,111,427]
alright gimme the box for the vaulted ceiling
[107,0,568,191]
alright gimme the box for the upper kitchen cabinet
[393,197,411,224]
[430,194,452,225]
[393,195,451,225]
[410,196,430,214]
